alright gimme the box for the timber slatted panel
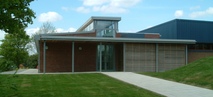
[158,44,186,72]
[125,43,156,72]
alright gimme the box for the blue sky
[1,0,213,40]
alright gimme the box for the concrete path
[102,72,213,97]
[17,69,38,74]
[1,69,39,74]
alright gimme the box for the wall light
[45,46,48,50]
[79,47,82,50]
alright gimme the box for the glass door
[97,44,115,71]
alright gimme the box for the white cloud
[38,12,62,22]
[83,0,108,6]
[77,0,141,13]
[68,27,77,32]
[189,7,213,18]
[25,28,40,37]
[174,10,184,18]
[190,6,200,10]
[76,6,91,13]
[56,27,77,32]
[110,0,141,7]
[93,5,126,13]
[61,7,70,11]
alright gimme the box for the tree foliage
[0,29,30,69]
[25,54,38,68]
[36,22,57,34]
[0,0,35,33]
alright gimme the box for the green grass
[142,56,213,89]
[0,73,164,97]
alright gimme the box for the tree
[0,29,30,69]
[0,0,35,33]
[36,22,57,34]
[25,54,38,68]
[29,22,57,54]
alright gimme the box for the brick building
[35,16,195,73]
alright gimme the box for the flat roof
[76,16,121,32]
[38,36,196,44]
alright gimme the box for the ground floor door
[97,44,115,71]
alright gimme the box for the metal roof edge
[36,31,95,36]
[76,16,121,32]
[39,36,196,44]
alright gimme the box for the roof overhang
[38,36,196,44]
[34,35,196,53]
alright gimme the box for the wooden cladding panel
[158,44,186,72]
[125,43,156,72]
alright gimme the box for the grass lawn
[0,73,164,97]
[142,56,213,90]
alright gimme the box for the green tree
[0,29,30,69]
[25,54,38,68]
[0,0,35,33]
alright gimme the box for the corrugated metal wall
[177,20,213,43]
[139,19,213,43]
[138,20,177,39]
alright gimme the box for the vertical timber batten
[123,43,126,72]
[100,42,102,72]
[43,41,46,74]
[155,43,159,72]
[72,42,75,73]
[185,45,188,65]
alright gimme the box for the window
[189,44,213,51]
[82,22,94,32]
[95,20,118,37]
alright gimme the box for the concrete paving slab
[1,69,27,74]
[102,72,213,97]
[1,69,100,74]
[17,69,39,74]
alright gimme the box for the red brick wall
[40,42,72,72]
[71,32,96,37]
[74,43,97,72]
[144,34,160,39]
[116,33,121,37]
[188,51,213,63]
[39,41,97,72]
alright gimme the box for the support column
[43,41,46,74]
[185,45,188,65]
[72,42,75,73]
[155,43,159,72]
[38,50,40,73]
[99,42,102,72]
[123,43,126,72]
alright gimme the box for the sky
[1,0,213,40]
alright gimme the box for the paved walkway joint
[102,72,213,97]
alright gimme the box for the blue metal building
[138,19,213,43]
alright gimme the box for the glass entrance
[97,44,115,71]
